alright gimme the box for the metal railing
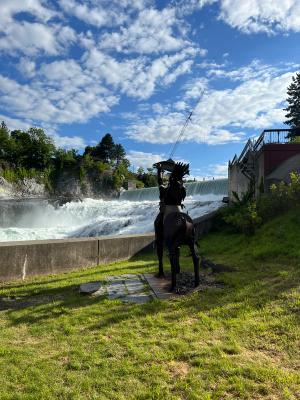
[238,138,253,163]
[252,129,291,152]
[230,128,293,164]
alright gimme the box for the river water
[0,179,228,242]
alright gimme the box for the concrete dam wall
[120,178,228,201]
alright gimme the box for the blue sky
[0,0,300,179]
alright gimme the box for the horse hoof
[156,272,165,278]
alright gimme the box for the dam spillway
[120,178,228,201]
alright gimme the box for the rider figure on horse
[156,161,189,218]
[154,161,190,277]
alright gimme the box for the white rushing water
[0,179,228,242]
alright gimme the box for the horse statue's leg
[169,246,177,290]
[175,247,180,273]
[189,240,200,287]
[157,235,164,277]
[165,237,177,290]
[154,213,164,277]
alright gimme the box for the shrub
[288,171,300,203]
[2,168,17,182]
[257,182,289,221]
[223,172,300,234]
[223,202,262,235]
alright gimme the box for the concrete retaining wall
[228,163,250,201]
[0,234,154,282]
[194,210,219,239]
[0,211,219,282]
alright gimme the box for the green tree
[92,133,115,163]
[113,143,126,166]
[83,145,93,156]
[137,166,144,177]
[284,72,300,139]
[11,127,55,169]
[55,149,78,170]
[0,121,11,160]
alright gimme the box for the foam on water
[0,194,224,242]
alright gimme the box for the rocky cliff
[0,173,119,200]
[0,177,46,200]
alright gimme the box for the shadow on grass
[2,246,300,330]
[3,283,171,330]
[1,262,157,293]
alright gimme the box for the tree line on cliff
[0,123,156,194]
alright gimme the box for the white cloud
[0,114,31,132]
[174,101,187,111]
[0,44,198,127]
[126,111,243,145]
[1,0,298,147]
[163,59,194,85]
[0,71,119,124]
[183,77,208,99]
[0,0,56,24]
[212,162,228,177]
[218,0,300,34]
[50,132,87,150]
[127,150,164,169]
[17,58,36,78]
[59,0,126,27]
[83,47,198,99]
[152,103,170,114]
[206,60,299,82]
[191,162,228,180]
[174,0,216,16]
[0,1,76,56]
[59,0,151,27]
[99,7,194,54]
[0,0,202,130]
[0,22,58,56]
[176,0,300,34]
[127,150,189,170]
[126,64,297,145]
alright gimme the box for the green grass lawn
[0,209,300,399]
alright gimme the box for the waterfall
[120,178,228,201]
[0,179,228,242]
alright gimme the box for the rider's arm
[181,185,186,201]
[157,167,163,186]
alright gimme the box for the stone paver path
[80,271,224,304]
[79,274,154,304]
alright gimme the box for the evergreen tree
[92,133,115,163]
[113,143,126,166]
[284,72,300,139]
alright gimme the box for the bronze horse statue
[154,161,200,290]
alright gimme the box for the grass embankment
[0,210,300,399]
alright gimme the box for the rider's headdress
[170,162,190,181]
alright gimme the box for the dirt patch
[168,360,190,379]
[175,271,226,295]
